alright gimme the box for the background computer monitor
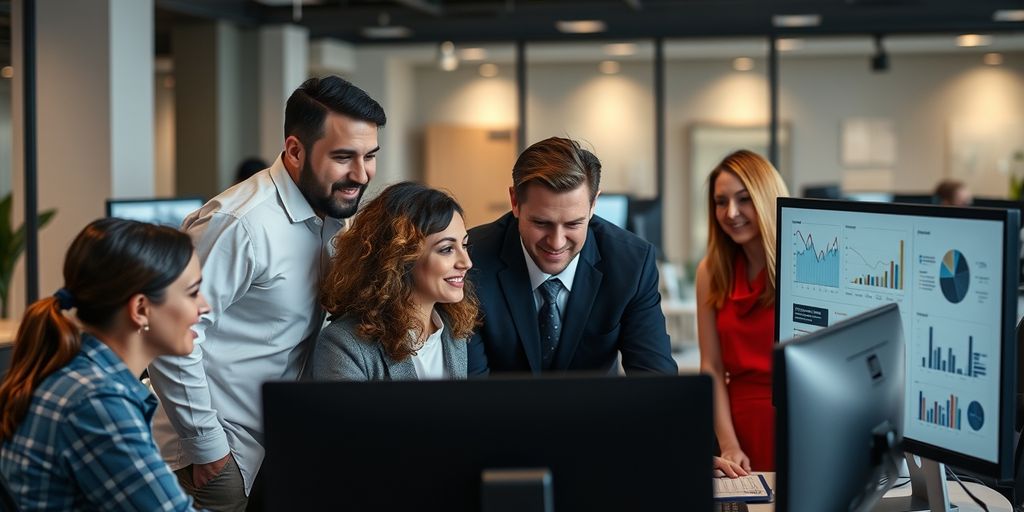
[775,198,1019,482]
[844,191,895,203]
[892,193,938,205]
[801,183,842,199]
[972,198,1024,211]
[593,193,629,229]
[774,303,905,512]
[262,376,714,511]
[106,197,204,228]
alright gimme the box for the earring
[140,324,150,333]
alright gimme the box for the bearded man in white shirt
[148,76,385,511]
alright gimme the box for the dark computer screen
[262,376,714,511]
[801,183,842,199]
[892,193,938,205]
[774,303,905,512]
[106,197,204,228]
[775,198,1019,481]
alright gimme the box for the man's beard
[298,158,367,219]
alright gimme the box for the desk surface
[744,473,1012,512]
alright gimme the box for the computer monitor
[262,376,714,511]
[593,193,629,229]
[972,198,1024,211]
[774,303,905,512]
[892,193,938,205]
[775,198,1019,508]
[844,191,895,203]
[801,183,842,199]
[105,197,204,228]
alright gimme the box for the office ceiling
[154,0,1024,44]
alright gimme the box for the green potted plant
[0,192,56,317]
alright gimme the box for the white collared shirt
[148,156,345,494]
[411,310,447,380]
[520,240,580,323]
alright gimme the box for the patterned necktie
[538,278,563,369]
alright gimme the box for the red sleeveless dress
[715,254,775,471]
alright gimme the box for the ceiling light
[603,43,637,56]
[772,14,821,28]
[732,57,754,71]
[994,10,1024,22]
[956,34,993,47]
[984,52,1003,65]
[1,67,14,79]
[479,63,499,78]
[598,60,620,74]
[361,26,412,39]
[775,38,804,52]
[438,41,458,71]
[556,20,607,34]
[459,48,488,61]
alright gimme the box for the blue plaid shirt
[0,334,196,511]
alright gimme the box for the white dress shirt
[520,240,580,323]
[411,310,447,380]
[148,156,344,494]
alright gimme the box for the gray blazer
[309,313,468,381]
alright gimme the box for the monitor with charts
[775,198,1019,494]
[106,197,204,228]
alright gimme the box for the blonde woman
[697,150,789,472]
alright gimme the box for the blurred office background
[0,0,1022,342]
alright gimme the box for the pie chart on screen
[939,249,970,304]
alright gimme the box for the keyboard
[714,502,749,512]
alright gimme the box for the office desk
[743,473,1013,511]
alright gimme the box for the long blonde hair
[704,150,789,308]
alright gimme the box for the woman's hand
[719,447,752,473]
[713,456,750,478]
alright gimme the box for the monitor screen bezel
[105,196,205,218]
[774,197,1019,481]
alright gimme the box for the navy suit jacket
[467,212,677,376]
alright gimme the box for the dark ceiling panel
[152,0,1024,43]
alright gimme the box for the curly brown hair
[321,182,479,361]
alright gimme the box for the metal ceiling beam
[394,0,443,17]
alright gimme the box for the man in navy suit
[467,137,677,375]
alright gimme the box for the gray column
[259,25,309,163]
[10,0,154,316]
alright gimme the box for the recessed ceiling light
[598,60,620,74]
[984,52,1003,65]
[994,9,1024,22]
[772,14,821,28]
[957,34,993,47]
[556,20,607,34]
[733,57,754,71]
[361,26,412,39]
[479,63,499,78]
[459,48,488,61]
[775,38,804,52]
[603,43,637,56]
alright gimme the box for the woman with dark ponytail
[0,218,209,510]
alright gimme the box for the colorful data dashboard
[778,205,1005,464]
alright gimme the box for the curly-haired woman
[310,181,478,381]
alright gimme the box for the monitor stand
[874,453,957,512]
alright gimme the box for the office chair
[0,470,20,512]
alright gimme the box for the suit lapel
[379,344,418,380]
[497,219,543,374]
[553,231,603,370]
